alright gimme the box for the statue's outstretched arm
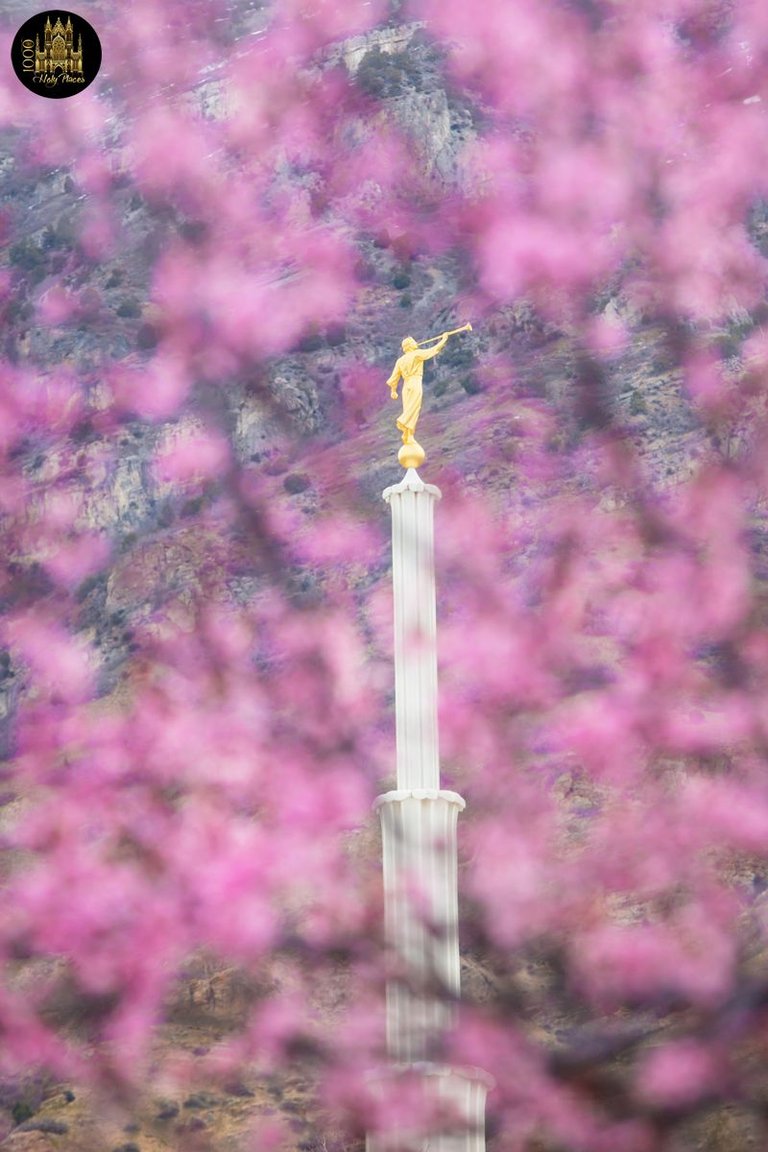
[418,333,449,362]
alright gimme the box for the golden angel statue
[387,323,472,468]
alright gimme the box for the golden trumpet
[415,322,472,347]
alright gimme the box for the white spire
[368,466,491,1152]
[383,469,441,792]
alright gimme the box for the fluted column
[366,1065,491,1152]
[383,469,441,792]
[369,465,490,1152]
[376,789,464,1062]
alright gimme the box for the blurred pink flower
[43,533,111,590]
[3,615,94,703]
[636,1039,724,1107]
[113,354,190,420]
[573,916,735,1008]
[154,428,229,485]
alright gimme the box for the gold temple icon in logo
[35,14,84,76]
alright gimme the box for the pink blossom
[42,533,111,590]
[154,428,230,485]
[586,314,629,359]
[17,372,82,435]
[245,1116,290,1152]
[683,777,768,854]
[246,994,309,1066]
[275,0,383,44]
[636,1039,724,1107]
[112,354,190,420]
[573,919,735,1008]
[3,615,94,703]
[296,514,383,567]
[131,109,220,199]
[35,286,77,326]
[466,818,562,946]
[683,351,732,411]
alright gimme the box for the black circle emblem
[11,11,101,98]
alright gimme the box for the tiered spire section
[368,466,490,1152]
[386,469,441,791]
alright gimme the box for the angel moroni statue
[386,323,472,469]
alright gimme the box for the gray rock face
[390,86,472,181]
[269,367,321,435]
[320,21,478,188]
[233,395,271,460]
[328,21,426,74]
[82,449,155,534]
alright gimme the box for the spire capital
[382,468,441,503]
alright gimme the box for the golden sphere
[398,441,425,469]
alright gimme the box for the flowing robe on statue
[387,344,443,443]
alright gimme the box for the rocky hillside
[2,10,763,1152]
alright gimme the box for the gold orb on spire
[386,322,472,469]
[398,440,426,469]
